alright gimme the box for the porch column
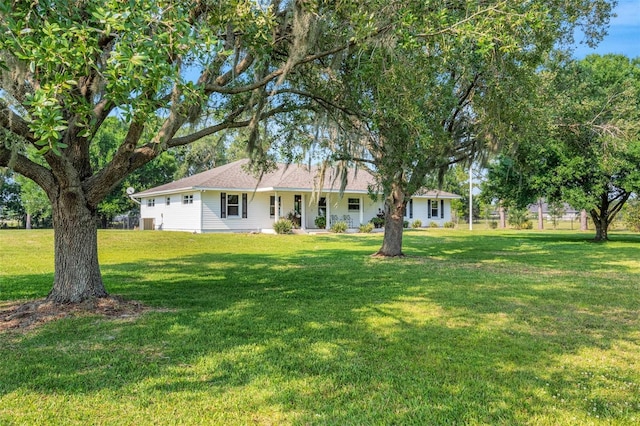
[301,194,306,230]
[359,196,364,226]
[325,194,331,230]
[274,191,279,223]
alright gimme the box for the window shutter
[221,192,226,218]
[242,193,248,218]
[441,200,444,219]
[409,199,413,219]
[427,200,431,219]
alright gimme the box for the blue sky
[573,0,640,58]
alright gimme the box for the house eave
[133,187,198,198]
[134,185,461,200]
[412,193,462,199]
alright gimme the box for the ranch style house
[134,159,461,233]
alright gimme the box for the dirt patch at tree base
[0,296,148,333]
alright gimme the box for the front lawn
[1,229,638,424]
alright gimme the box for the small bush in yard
[444,221,455,228]
[429,221,439,228]
[330,221,348,233]
[370,217,385,228]
[359,223,374,233]
[508,208,532,230]
[314,216,326,229]
[411,220,422,228]
[273,219,294,234]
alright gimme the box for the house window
[147,198,155,207]
[431,200,438,218]
[270,196,282,218]
[348,198,360,212]
[428,199,439,218]
[227,194,239,216]
[318,197,326,217]
[166,197,171,206]
[183,194,193,204]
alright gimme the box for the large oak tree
[0,0,397,302]
[305,1,614,255]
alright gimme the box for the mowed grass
[0,229,639,425]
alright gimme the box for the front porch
[269,191,380,232]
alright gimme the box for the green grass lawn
[1,229,639,425]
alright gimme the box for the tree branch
[83,120,147,206]
[203,32,373,95]
[608,191,630,219]
[0,146,55,192]
[0,102,36,143]
[416,2,509,38]
[271,88,359,117]
[166,103,298,148]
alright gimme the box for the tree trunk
[498,205,506,229]
[537,199,544,230]
[375,185,406,257]
[590,209,609,242]
[26,213,32,230]
[47,188,107,303]
[580,209,588,231]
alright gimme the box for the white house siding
[201,191,275,232]
[139,191,202,232]
[141,191,456,232]
[362,197,382,225]
[407,198,453,226]
[320,193,379,228]
[301,194,457,229]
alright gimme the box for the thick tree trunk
[375,185,406,257]
[590,209,609,242]
[47,189,107,303]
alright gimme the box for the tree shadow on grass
[0,233,638,423]
[404,231,640,277]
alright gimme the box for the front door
[293,195,302,227]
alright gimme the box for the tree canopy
[481,54,640,240]
[292,1,616,255]
[0,0,618,300]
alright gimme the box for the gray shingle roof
[134,159,460,199]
